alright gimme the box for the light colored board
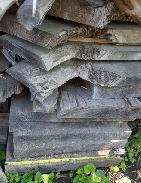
[0,167,7,183]
[0,15,94,49]
[49,0,114,28]
[17,0,55,30]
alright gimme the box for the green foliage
[0,151,5,161]
[73,163,111,183]
[124,132,141,164]
[7,172,57,183]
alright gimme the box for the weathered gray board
[7,59,141,104]
[17,0,56,30]
[5,134,122,173]
[58,83,141,119]
[0,15,94,49]
[11,120,131,159]
[2,35,141,71]
[0,74,23,103]
[0,51,10,73]
[49,0,114,28]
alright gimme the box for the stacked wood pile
[0,0,141,174]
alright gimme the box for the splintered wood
[0,0,141,174]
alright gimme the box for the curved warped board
[58,82,141,119]
[17,0,56,30]
[11,120,131,159]
[49,0,114,28]
[0,15,94,49]
[113,0,141,24]
[2,35,141,71]
[0,74,23,103]
[0,51,10,73]
[7,59,141,104]
[6,134,122,173]
[0,0,17,21]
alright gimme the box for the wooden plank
[113,0,141,24]
[0,51,10,73]
[0,0,17,20]
[0,14,94,49]
[49,0,114,28]
[0,74,23,103]
[107,24,141,44]
[5,134,122,173]
[0,114,8,145]
[7,60,141,103]
[58,82,141,119]
[2,35,141,71]
[17,0,55,30]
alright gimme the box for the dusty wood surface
[0,167,7,183]
[49,0,113,28]
[17,0,55,30]
[0,15,94,49]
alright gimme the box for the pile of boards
[0,0,141,174]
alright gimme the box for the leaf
[110,166,119,174]
[119,161,126,171]
[55,172,61,179]
[83,163,96,174]
[96,170,105,178]
[21,173,33,183]
[77,168,84,175]
[35,172,42,183]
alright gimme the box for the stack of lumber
[0,0,141,173]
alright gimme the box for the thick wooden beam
[0,15,94,49]
[17,0,55,30]
[49,0,114,28]
[12,120,130,159]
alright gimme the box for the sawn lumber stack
[0,0,141,174]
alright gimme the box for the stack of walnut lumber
[0,0,141,174]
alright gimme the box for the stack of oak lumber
[0,0,141,174]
